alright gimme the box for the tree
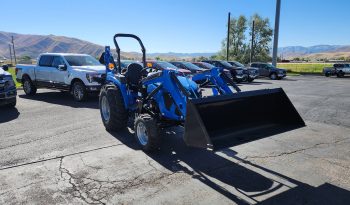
[197,56,208,61]
[249,14,273,62]
[220,15,247,61]
[219,14,273,63]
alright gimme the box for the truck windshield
[182,62,201,71]
[265,64,275,69]
[220,61,234,67]
[157,62,178,70]
[64,55,102,66]
[200,62,215,69]
[232,61,245,67]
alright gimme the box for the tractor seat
[125,63,144,86]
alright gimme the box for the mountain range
[279,45,350,59]
[1,31,350,60]
[0,31,214,60]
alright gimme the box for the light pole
[250,20,255,63]
[272,0,281,66]
[227,12,231,61]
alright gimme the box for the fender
[106,73,131,109]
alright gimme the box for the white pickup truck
[16,53,105,101]
[323,63,350,78]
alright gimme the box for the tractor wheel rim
[74,84,83,100]
[24,81,31,93]
[101,96,110,122]
[137,122,148,146]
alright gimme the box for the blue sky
[1,0,350,53]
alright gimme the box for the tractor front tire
[134,114,161,152]
[99,84,128,131]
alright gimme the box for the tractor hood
[71,65,106,73]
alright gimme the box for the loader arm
[192,68,241,95]
[142,70,194,120]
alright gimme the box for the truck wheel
[134,114,161,152]
[337,72,344,78]
[248,78,254,83]
[22,76,37,96]
[72,81,87,101]
[7,98,16,108]
[99,84,128,131]
[269,73,277,80]
[325,72,330,77]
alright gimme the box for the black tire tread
[22,76,37,95]
[269,72,277,80]
[72,81,87,101]
[134,114,161,152]
[99,84,128,131]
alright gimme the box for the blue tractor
[98,34,305,151]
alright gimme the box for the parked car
[0,65,17,107]
[16,53,104,101]
[119,60,142,70]
[323,63,350,77]
[146,61,191,75]
[250,62,287,80]
[202,60,248,82]
[228,61,259,82]
[169,61,206,74]
[193,62,232,78]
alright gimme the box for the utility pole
[250,20,255,63]
[9,44,13,65]
[272,0,281,66]
[226,12,231,61]
[11,36,17,65]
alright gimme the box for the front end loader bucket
[183,88,305,150]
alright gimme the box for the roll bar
[113,33,146,72]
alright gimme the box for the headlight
[86,73,101,83]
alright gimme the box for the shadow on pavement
[0,107,20,123]
[110,127,350,205]
[19,91,98,109]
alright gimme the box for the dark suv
[228,61,259,82]
[250,62,286,80]
[202,60,248,82]
[0,65,17,107]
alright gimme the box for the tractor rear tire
[99,84,128,131]
[134,114,161,152]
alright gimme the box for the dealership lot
[0,76,349,204]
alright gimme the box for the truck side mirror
[2,65,9,71]
[58,65,67,71]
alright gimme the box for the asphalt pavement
[0,75,349,204]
